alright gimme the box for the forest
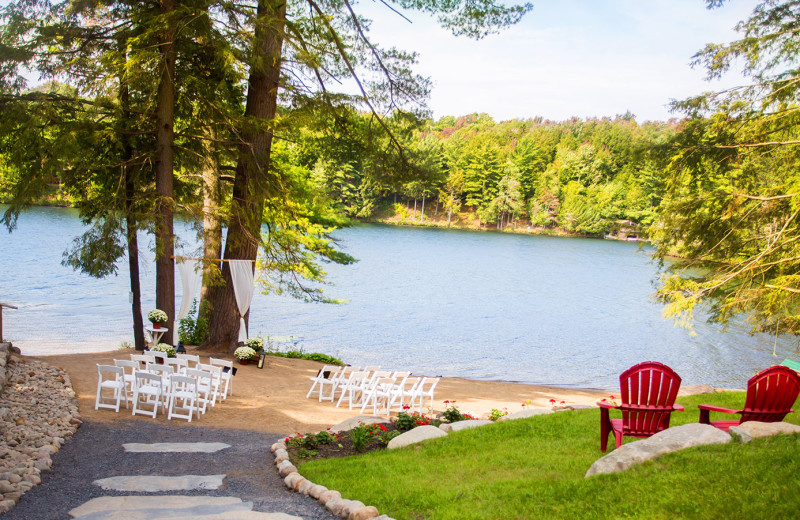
[0,107,677,238]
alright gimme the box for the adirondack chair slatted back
[740,365,800,423]
[619,361,682,436]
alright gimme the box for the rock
[497,408,554,421]
[388,425,447,449]
[273,448,289,464]
[329,416,388,433]
[7,475,20,484]
[585,424,731,477]
[326,497,346,516]
[69,418,82,426]
[283,472,304,490]
[319,490,342,505]
[439,420,492,433]
[0,481,14,493]
[14,418,25,426]
[341,500,366,517]
[270,441,286,453]
[278,460,297,478]
[349,506,380,520]
[0,499,16,514]
[566,405,594,410]
[309,484,328,499]
[729,421,800,443]
[298,479,315,495]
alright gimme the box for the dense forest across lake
[1,110,675,239]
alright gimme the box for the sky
[0,0,760,123]
[355,0,760,122]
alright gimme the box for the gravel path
[2,419,338,520]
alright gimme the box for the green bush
[178,299,210,345]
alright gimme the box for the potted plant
[152,343,176,359]
[234,346,257,365]
[147,309,168,329]
[245,337,264,354]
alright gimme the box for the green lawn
[298,392,800,519]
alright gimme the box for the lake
[1,205,797,389]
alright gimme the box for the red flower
[549,399,556,404]
[379,424,387,431]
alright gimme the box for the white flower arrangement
[147,309,168,324]
[152,343,175,357]
[234,346,257,360]
[245,337,264,352]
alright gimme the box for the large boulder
[387,425,447,450]
[585,423,731,477]
[439,420,492,433]
[729,421,800,443]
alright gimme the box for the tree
[654,0,800,334]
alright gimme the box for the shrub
[234,346,257,360]
[178,299,210,345]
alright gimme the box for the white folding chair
[360,376,397,417]
[330,365,357,401]
[336,370,370,409]
[132,371,165,418]
[306,365,342,402]
[209,357,234,399]
[186,368,215,414]
[95,365,129,412]
[165,357,189,375]
[389,376,421,411]
[167,374,199,422]
[150,350,168,363]
[176,353,200,367]
[410,377,440,413]
[113,359,139,401]
[130,354,150,367]
[196,363,223,407]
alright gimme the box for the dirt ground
[30,347,610,435]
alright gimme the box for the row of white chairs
[306,365,439,417]
[95,353,234,422]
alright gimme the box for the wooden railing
[0,302,18,343]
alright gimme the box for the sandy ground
[29,347,610,435]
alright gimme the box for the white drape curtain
[175,259,203,343]
[229,259,255,343]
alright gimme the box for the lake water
[1,205,797,389]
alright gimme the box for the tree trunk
[447,205,452,227]
[119,37,145,351]
[204,0,287,353]
[154,0,178,344]
[200,127,222,304]
[420,194,426,222]
[412,199,417,220]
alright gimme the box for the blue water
[1,205,797,389]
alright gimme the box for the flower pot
[152,323,161,329]
[238,359,249,365]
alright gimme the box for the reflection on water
[1,205,797,389]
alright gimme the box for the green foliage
[653,1,800,335]
[488,408,508,421]
[349,424,371,452]
[178,300,210,346]
[395,410,434,431]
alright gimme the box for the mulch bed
[286,422,402,464]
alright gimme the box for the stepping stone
[69,496,250,518]
[122,442,230,453]
[93,474,226,492]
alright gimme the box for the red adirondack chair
[698,365,800,433]
[599,361,684,452]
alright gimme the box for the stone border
[0,347,82,514]
[268,407,586,519]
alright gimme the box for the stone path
[2,420,337,520]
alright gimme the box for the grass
[298,392,800,519]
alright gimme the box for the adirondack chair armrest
[672,403,685,412]
[597,400,618,409]
[698,403,739,424]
